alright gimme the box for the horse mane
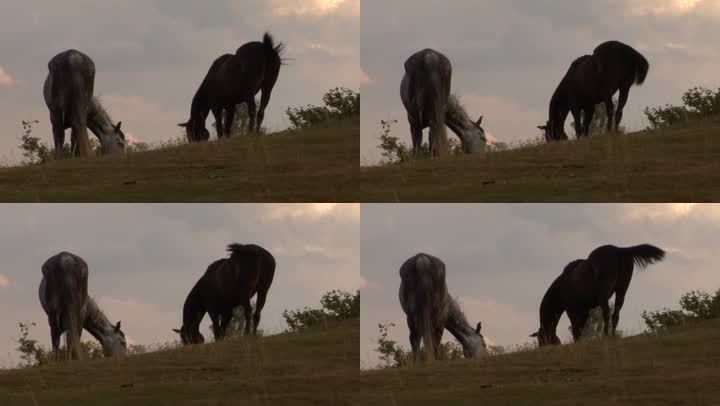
[88,96,113,125]
[446,295,471,328]
[539,273,565,327]
[446,94,478,129]
[85,296,123,337]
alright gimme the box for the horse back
[40,252,89,327]
[45,50,96,125]
[402,49,452,128]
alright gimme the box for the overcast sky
[0,0,359,164]
[0,203,359,368]
[360,0,720,164]
[360,203,720,369]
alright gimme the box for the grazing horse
[179,33,285,142]
[399,253,487,360]
[39,252,127,359]
[173,243,276,344]
[539,41,649,141]
[531,244,665,346]
[401,49,486,158]
[44,50,127,157]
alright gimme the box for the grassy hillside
[351,319,720,405]
[360,118,720,202]
[0,118,359,202]
[0,319,358,406]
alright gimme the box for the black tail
[633,51,649,85]
[263,32,286,63]
[619,244,665,269]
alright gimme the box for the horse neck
[190,86,211,122]
[549,81,570,125]
[83,297,115,346]
[183,282,206,331]
[539,277,565,334]
[87,98,115,137]
[445,96,476,142]
[444,296,483,354]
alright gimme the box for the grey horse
[401,49,486,158]
[399,253,487,360]
[44,49,126,157]
[39,252,127,359]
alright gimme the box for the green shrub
[282,289,359,332]
[641,289,720,333]
[285,87,359,130]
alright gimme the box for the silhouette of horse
[44,50,126,157]
[539,41,649,141]
[173,243,276,344]
[39,252,127,359]
[179,33,285,142]
[399,253,487,360]
[531,244,665,346]
[401,49,486,158]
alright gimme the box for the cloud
[270,0,359,18]
[0,66,14,86]
[0,274,9,288]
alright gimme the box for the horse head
[103,320,128,357]
[178,119,210,143]
[530,328,561,346]
[99,121,127,154]
[537,120,568,142]
[172,325,205,345]
[462,115,487,154]
[465,321,488,358]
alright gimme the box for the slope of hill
[0,319,358,406]
[351,319,720,405]
[0,118,359,202]
[360,118,720,202]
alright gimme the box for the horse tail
[618,244,665,269]
[424,54,448,156]
[262,32,286,65]
[633,50,649,85]
[414,254,437,360]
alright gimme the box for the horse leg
[604,98,615,133]
[49,317,61,360]
[242,301,253,336]
[209,312,222,340]
[406,316,420,361]
[223,107,236,138]
[257,90,272,132]
[615,86,630,132]
[51,121,65,158]
[599,299,611,336]
[432,325,444,359]
[212,108,224,138]
[583,106,595,137]
[247,99,258,135]
[219,311,233,338]
[570,108,582,138]
[409,115,422,159]
[567,309,589,342]
[71,110,91,157]
[252,289,268,335]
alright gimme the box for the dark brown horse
[531,244,664,346]
[179,33,285,142]
[539,41,649,141]
[173,243,276,344]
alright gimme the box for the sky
[0,0,359,164]
[360,203,720,369]
[360,0,720,164]
[0,203,360,368]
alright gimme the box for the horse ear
[529,332,539,338]
[476,116,483,126]
[114,121,122,131]
[115,321,121,332]
[537,125,547,131]
[475,321,482,334]
[172,328,182,334]
[178,122,188,128]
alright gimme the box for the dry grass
[359,118,720,202]
[0,319,358,406]
[350,319,720,405]
[0,118,359,202]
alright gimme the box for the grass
[359,117,720,202]
[0,318,358,406]
[0,118,359,202]
[350,318,720,405]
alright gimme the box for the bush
[285,87,359,130]
[643,86,720,129]
[374,322,464,368]
[19,120,53,165]
[376,120,464,164]
[282,289,359,332]
[641,289,720,333]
